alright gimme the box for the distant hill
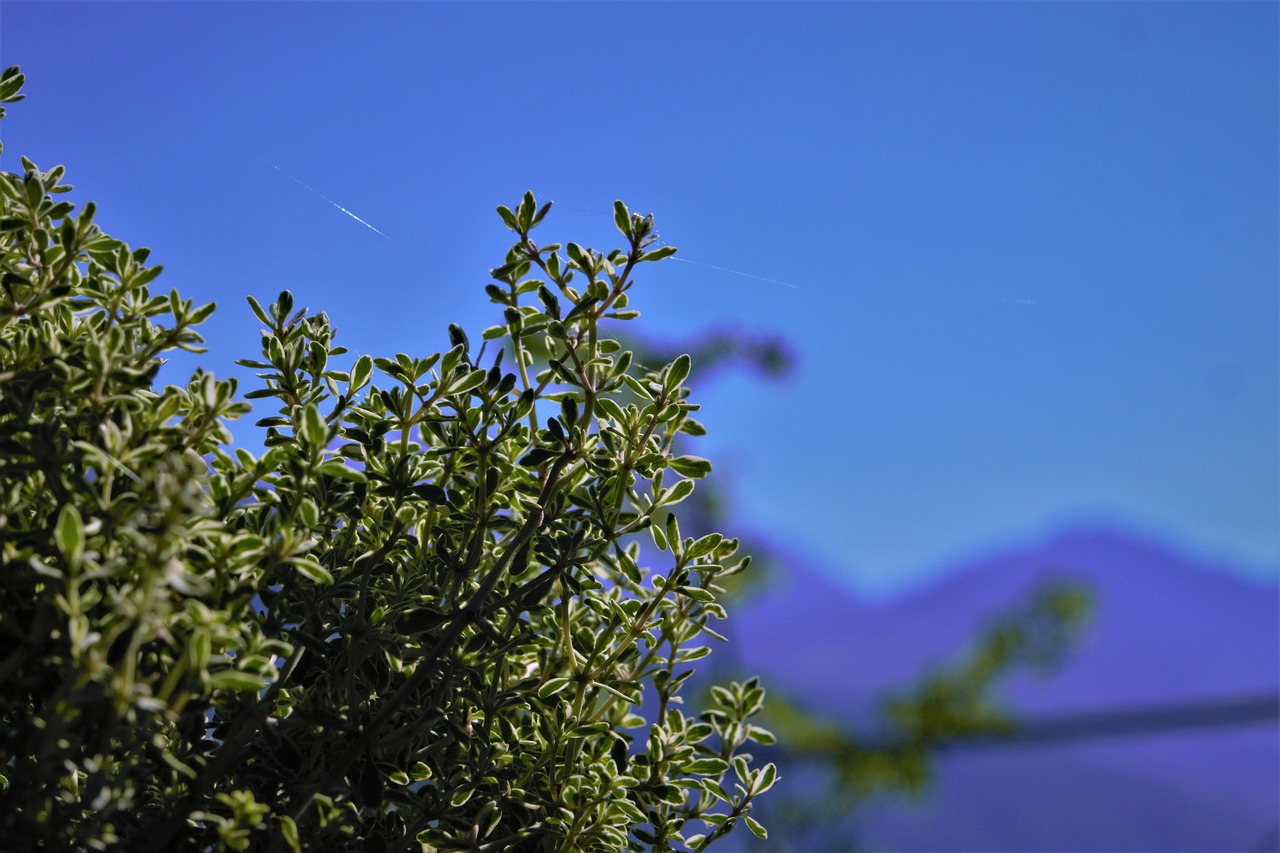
[716,526,1279,851]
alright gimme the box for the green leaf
[668,455,712,478]
[613,200,631,236]
[189,301,216,325]
[130,264,164,288]
[373,356,401,378]
[685,757,728,775]
[685,533,723,561]
[649,521,668,552]
[665,512,680,548]
[292,557,334,585]
[596,681,642,703]
[349,354,373,392]
[55,505,84,569]
[280,816,301,853]
[532,199,553,226]
[491,258,530,282]
[617,550,641,584]
[519,447,559,468]
[411,483,449,505]
[563,295,599,323]
[22,170,42,208]
[275,289,294,322]
[448,323,470,353]
[595,397,626,423]
[679,418,707,436]
[620,374,653,400]
[210,670,269,693]
[676,587,715,603]
[450,368,487,395]
[318,459,366,482]
[397,606,449,634]
[663,479,695,506]
[537,285,561,319]
[496,204,519,232]
[743,814,767,840]
[666,354,691,388]
[517,190,537,230]
[298,402,326,448]
[538,678,572,699]
[751,762,778,795]
[0,66,24,102]
[639,245,678,263]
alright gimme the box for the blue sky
[2,2,1276,595]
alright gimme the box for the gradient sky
[2,2,1276,595]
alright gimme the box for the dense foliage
[0,66,775,851]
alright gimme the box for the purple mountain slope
[717,526,1279,852]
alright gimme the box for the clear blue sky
[3,2,1276,594]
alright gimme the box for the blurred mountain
[719,526,1279,851]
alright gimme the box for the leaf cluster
[0,68,775,852]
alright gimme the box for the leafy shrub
[0,66,775,851]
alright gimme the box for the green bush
[0,66,775,851]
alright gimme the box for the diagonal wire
[260,157,389,239]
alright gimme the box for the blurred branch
[938,692,1280,750]
[632,329,794,384]
[757,580,1099,803]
